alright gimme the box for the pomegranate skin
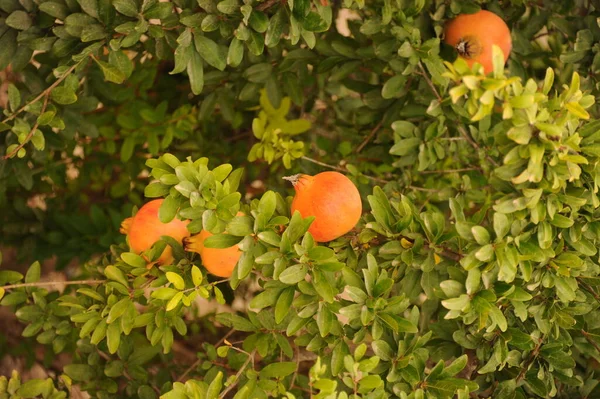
[289,172,362,242]
[126,199,190,265]
[444,10,512,74]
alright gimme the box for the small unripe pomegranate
[120,199,190,266]
[444,10,512,74]
[184,212,244,278]
[285,172,362,242]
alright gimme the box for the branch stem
[300,156,389,184]
[417,62,500,168]
[355,121,383,153]
[2,279,104,290]
[218,349,256,399]
[1,62,80,125]
[177,329,235,382]
[4,94,50,159]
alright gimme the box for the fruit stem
[283,174,302,186]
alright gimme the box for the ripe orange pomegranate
[120,199,190,266]
[444,10,511,74]
[184,213,244,278]
[285,172,362,242]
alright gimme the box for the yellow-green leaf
[166,272,185,290]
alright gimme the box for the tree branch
[417,62,500,168]
[2,279,104,290]
[218,349,256,399]
[300,156,389,184]
[4,94,50,160]
[177,329,235,382]
[577,278,600,304]
[355,121,383,153]
[256,0,280,11]
[582,330,600,355]
[516,336,543,384]
[421,167,481,174]
[1,62,80,125]
[417,62,442,102]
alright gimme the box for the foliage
[3,0,600,398]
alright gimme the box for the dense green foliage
[3,0,600,398]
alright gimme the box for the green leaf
[308,246,335,261]
[279,264,307,285]
[6,10,32,30]
[121,252,146,268]
[247,30,265,56]
[113,0,138,17]
[144,2,171,19]
[216,0,238,14]
[158,195,179,223]
[187,48,204,95]
[194,34,227,71]
[227,38,244,67]
[382,75,406,99]
[166,291,183,311]
[440,355,468,378]
[191,265,203,286]
[566,102,590,120]
[7,84,20,113]
[265,9,285,48]
[109,50,134,79]
[17,379,50,397]
[275,287,295,323]
[316,305,333,337]
[249,10,268,32]
[427,379,478,396]
[64,364,95,381]
[51,86,78,105]
[0,29,17,70]
[107,298,130,324]
[203,234,242,249]
[471,226,490,245]
[120,136,135,162]
[24,261,41,283]
[166,271,185,290]
[259,362,297,378]
[30,129,45,151]
[104,265,129,287]
[542,67,554,95]
[207,371,223,398]
[39,2,68,19]
[228,314,257,331]
[151,287,179,300]
[106,320,121,353]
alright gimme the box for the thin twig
[582,330,600,355]
[1,62,80,125]
[408,185,439,192]
[418,62,443,102]
[300,156,390,184]
[421,167,481,174]
[4,94,50,159]
[177,329,235,382]
[457,125,499,167]
[300,156,346,172]
[218,349,256,399]
[577,278,600,304]
[256,0,280,11]
[2,279,104,290]
[417,62,500,168]
[355,121,383,153]
[98,350,161,394]
[516,337,543,383]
